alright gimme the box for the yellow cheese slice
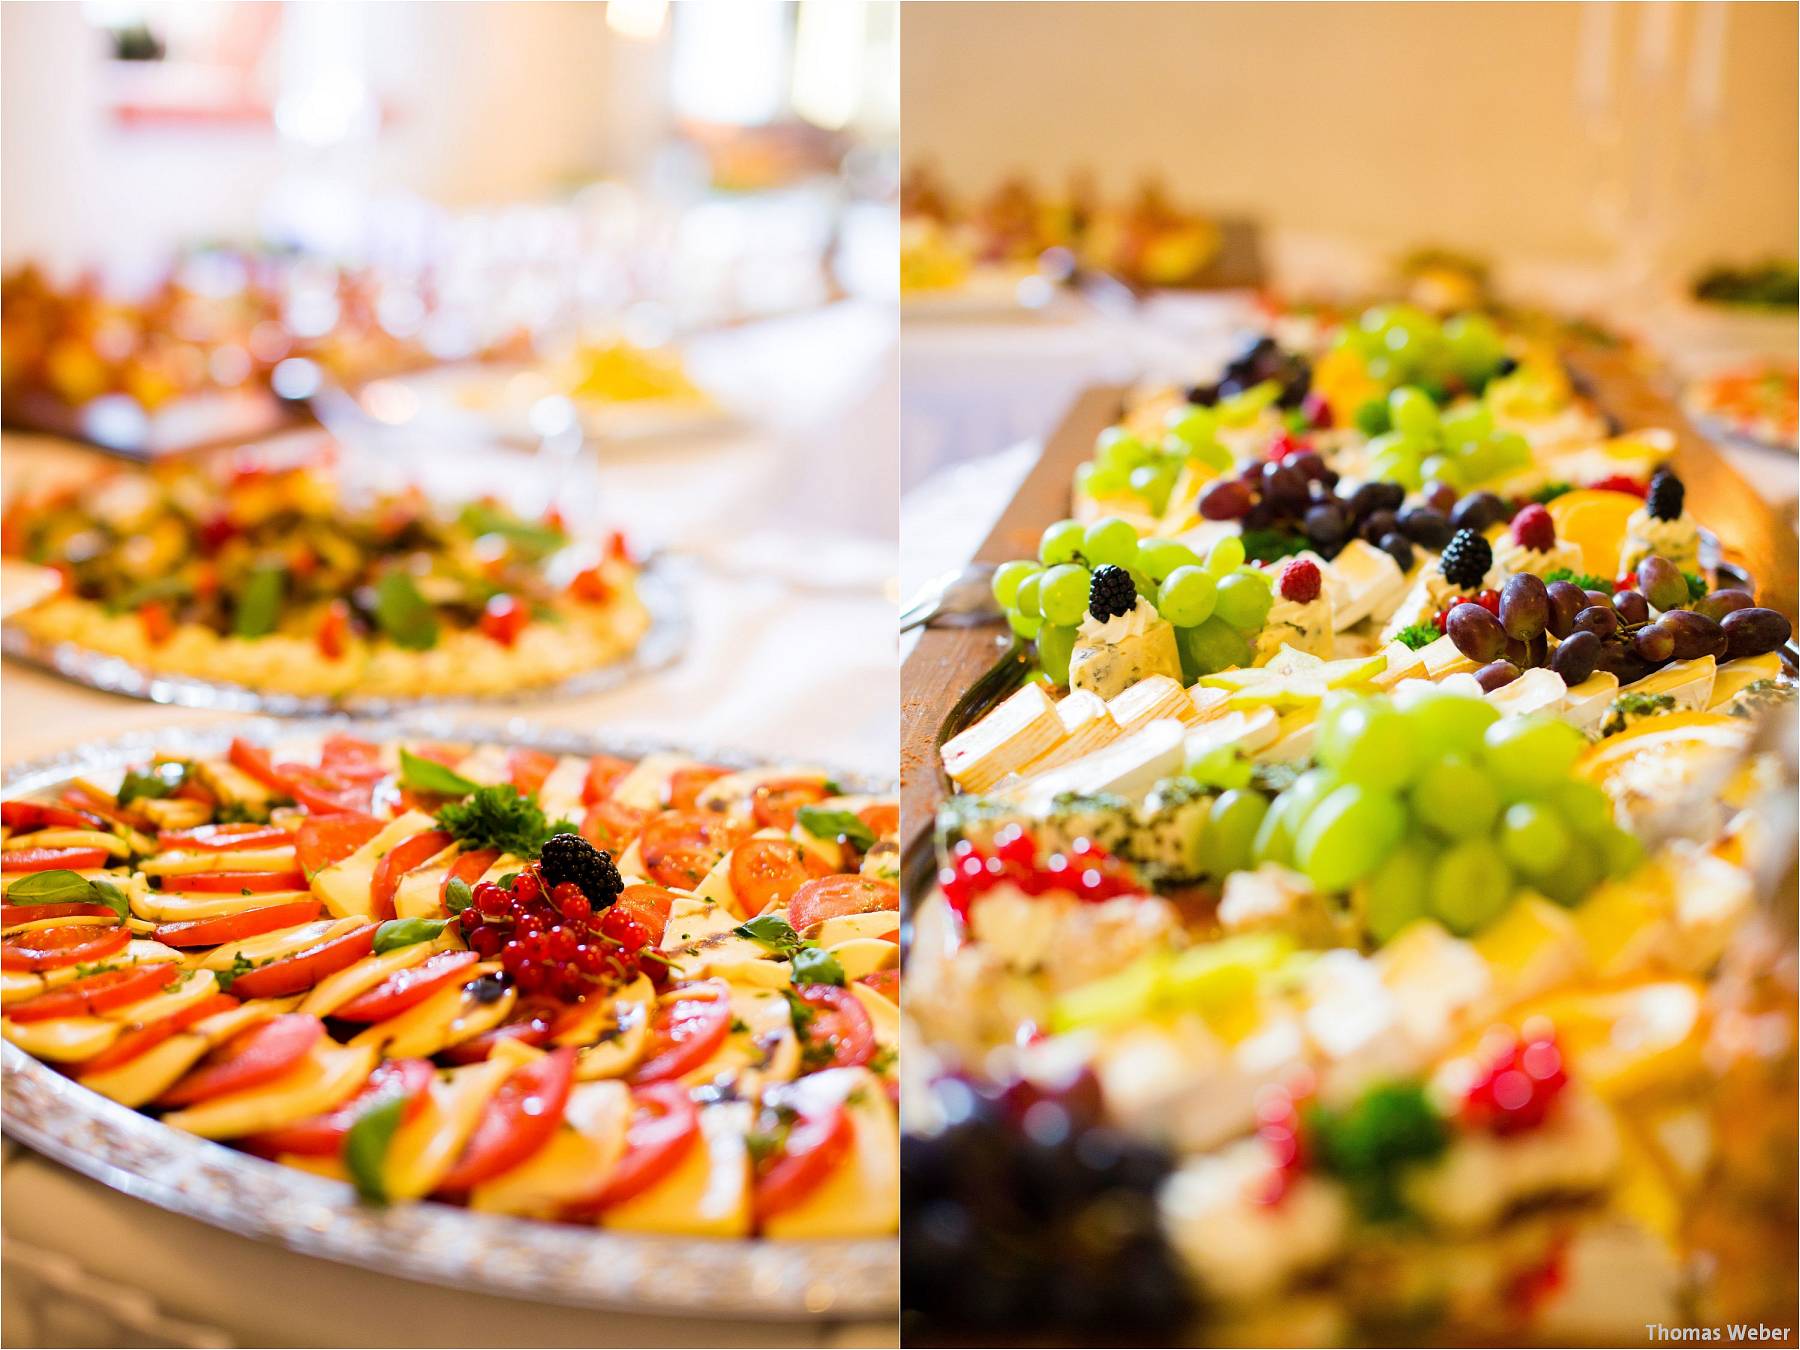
[161,1042,377,1139]
[381,1040,537,1201]
[660,895,742,954]
[554,976,654,1080]
[3,1013,120,1062]
[348,960,513,1058]
[534,756,590,822]
[310,811,436,919]
[677,986,799,1095]
[761,1069,899,1239]
[142,847,298,877]
[0,939,181,1005]
[77,1032,213,1108]
[1708,651,1782,709]
[298,937,448,1018]
[610,753,694,812]
[392,847,462,921]
[826,938,897,984]
[941,682,1065,793]
[469,1079,632,1217]
[805,911,901,947]
[1,829,130,857]
[1109,674,1194,731]
[196,917,365,971]
[132,889,316,923]
[601,1100,752,1237]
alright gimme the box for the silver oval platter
[1,558,689,717]
[1,717,898,1320]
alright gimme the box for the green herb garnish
[734,914,804,957]
[232,564,284,639]
[4,869,129,921]
[1239,528,1309,565]
[1527,482,1574,505]
[1395,622,1440,651]
[373,917,450,954]
[117,761,189,806]
[794,807,876,851]
[373,571,440,651]
[444,877,474,915]
[343,1090,410,1204]
[790,946,846,988]
[216,951,255,993]
[398,748,479,798]
[1305,1080,1448,1221]
[1543,567,1611,593]
[1683,570,1708,601]
[457,503,569,560]
[435,786,557,860]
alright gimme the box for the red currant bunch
[938,828,1140,920]
[1461,1021,1568,1135]
[457,866,652,1002]
[1252,1071,1315,1205]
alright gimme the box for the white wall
[901,1,1797,276]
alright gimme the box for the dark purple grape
[1343,482,1386,521]
[1636,555,1689,613]
[1631,622,1676,665]
[1289,451,1328,482]
[1525,631,1548,667]
[1499,574,1550,641]
[1447,602,1507,662]
[1241,500,1277,530]
[1475,660,1522,692]
[1260,464,1308,512]
[1199,480,1253,521]
[1550,630,1601,684]
[1303,501,1349,547]
[1546,581,1587,638]
[1451,491,1508,533]
[1722,607,1793,661]
[1583,589,1615,611]
[1611,590,1650,626]
[1397,506,1453,550]
[1694,589,1753,622]
[1239,461,1265,484]
[1503,637,1531,668]
[1359,509,1401,546]
[1421,481,1459,515]
[1659,608,1727,660]
[1377,532,1415,573]
[1573,606,1620,639]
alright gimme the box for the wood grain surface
[900,355,1800,854]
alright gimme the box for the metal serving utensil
[900,562,1002,633]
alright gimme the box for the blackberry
[1440,527,1493,589]
[537,832,622,907]
[1647,467,1685,521]
[1087,565,1137,621]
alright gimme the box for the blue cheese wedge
[941,682,1066,793]
[1619,656,1716,714]
[1069,599,1183,701]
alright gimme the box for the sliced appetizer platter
[1,444,683,710]
[900,304,1797,1344]
[2,722,898,1316]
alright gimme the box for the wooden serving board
[900,351,1800,854]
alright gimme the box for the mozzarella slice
[161,1042,377,1139]
[142,848,297,877]
[197,917,365,971]
[469,1079,632,1217]
[601,1100,752,1237]
[2,829,130,858]
[609,754,695,812]
[298,938,448,1018]
[381,1042,537,1201]
[760,1069,899,1239]
[348,961,514,1058]
[133,889,316,923]
[1,939,182,1006]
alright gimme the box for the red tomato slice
[295,812,384,878]
[2,902,118,929]
[226,925,376,999]
[615,884,677,949]
[442,849,500,908]
[750,776,830,831]
[153,900,323,949]
[1,847,110,873]
[1,923,129,972]
[76,992,239,1077]
[277,763,373,816]
[332,950,479,1022]
[164,870,307,894]
[856,803,899,838]
[729,838,831,916]
[434,1047,576,1193]
[156,1013,326,1107]
[60,787,142,830]
[238,1058,434,1157]
[568,1082,700,1214]
[787,876,899,934]
[6,962,180,1023]
[437,1005,557,1065]
[507,749,558,798]
[2,801,104,832]
[753,1102,854,1223]
[581,754,634,805]
[639,812,747,892]
[667,766,730,811]
[157,823,292,852]
[228,738,290,795]
[631,980,732,1084]
[858,968,900,1004]
[318,736,389,783]
[580,798,647,854]
[369,829,453,922]
[790,984,875,1069]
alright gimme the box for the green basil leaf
[790,946,846,988]
[457,503,568,560]
[374,571,440,652]
[795,806,876,851]
[343,1089,410,1205]
[497,872,519,889]
[734,914,803,957]
[398,748,478,798]
[216,952,255,993]
[5,869,104,906]
[87,878,131,923]
[444,877,474,915]
[118,761,188,806]
[372,917,449,954]
[232,564,285,639]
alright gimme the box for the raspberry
[1277,557,1322,604]
[1510,504,1556,552]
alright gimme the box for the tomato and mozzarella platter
[1,733,899,1240]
